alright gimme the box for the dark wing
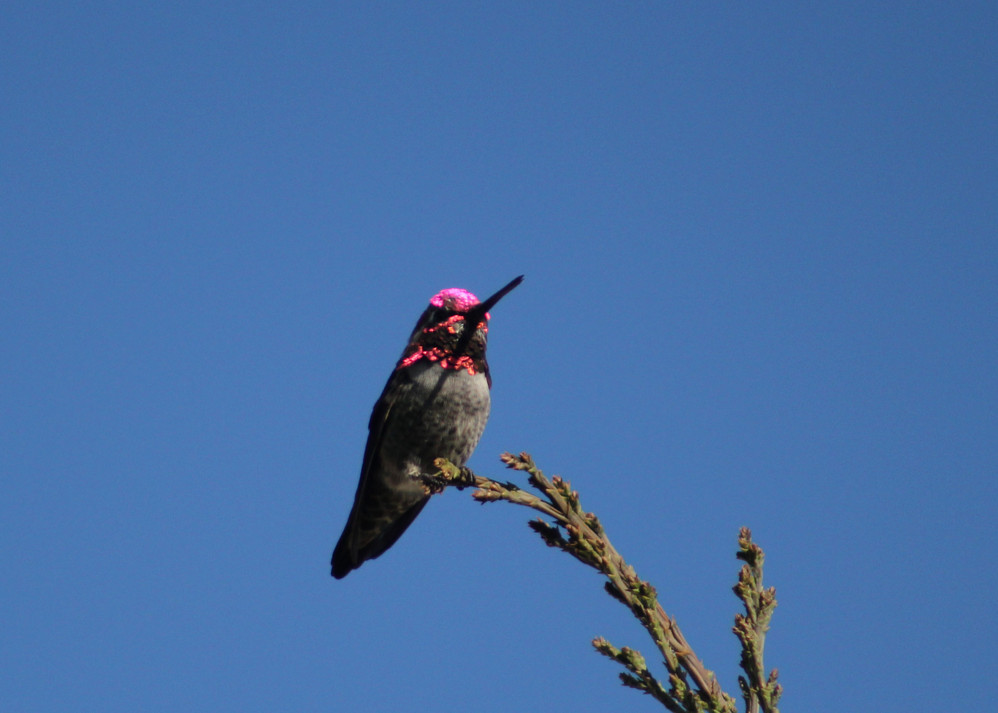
[330,368,430,579]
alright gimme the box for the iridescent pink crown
[430,288,481,313]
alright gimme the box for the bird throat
[397,314,487,375]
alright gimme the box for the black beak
[472,275,524,319]
[454,275,524,356]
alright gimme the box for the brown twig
[432,453,783,712]
[732,528,782,713]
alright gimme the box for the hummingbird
[331,275,524,579]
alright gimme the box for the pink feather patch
[429,288,481,312]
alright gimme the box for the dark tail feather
[330,497,429,578]
[330,537,357,579]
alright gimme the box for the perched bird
[331,276,524,578]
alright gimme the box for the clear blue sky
[2,3,995,711]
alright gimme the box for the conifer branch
[429,453,781,712]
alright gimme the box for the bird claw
[419,473,449,495]
[419,466,479,494]
[454,466,478,490]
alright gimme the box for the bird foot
[419,466,478,494]
[419,473,449,495]
[454,466,478,490]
